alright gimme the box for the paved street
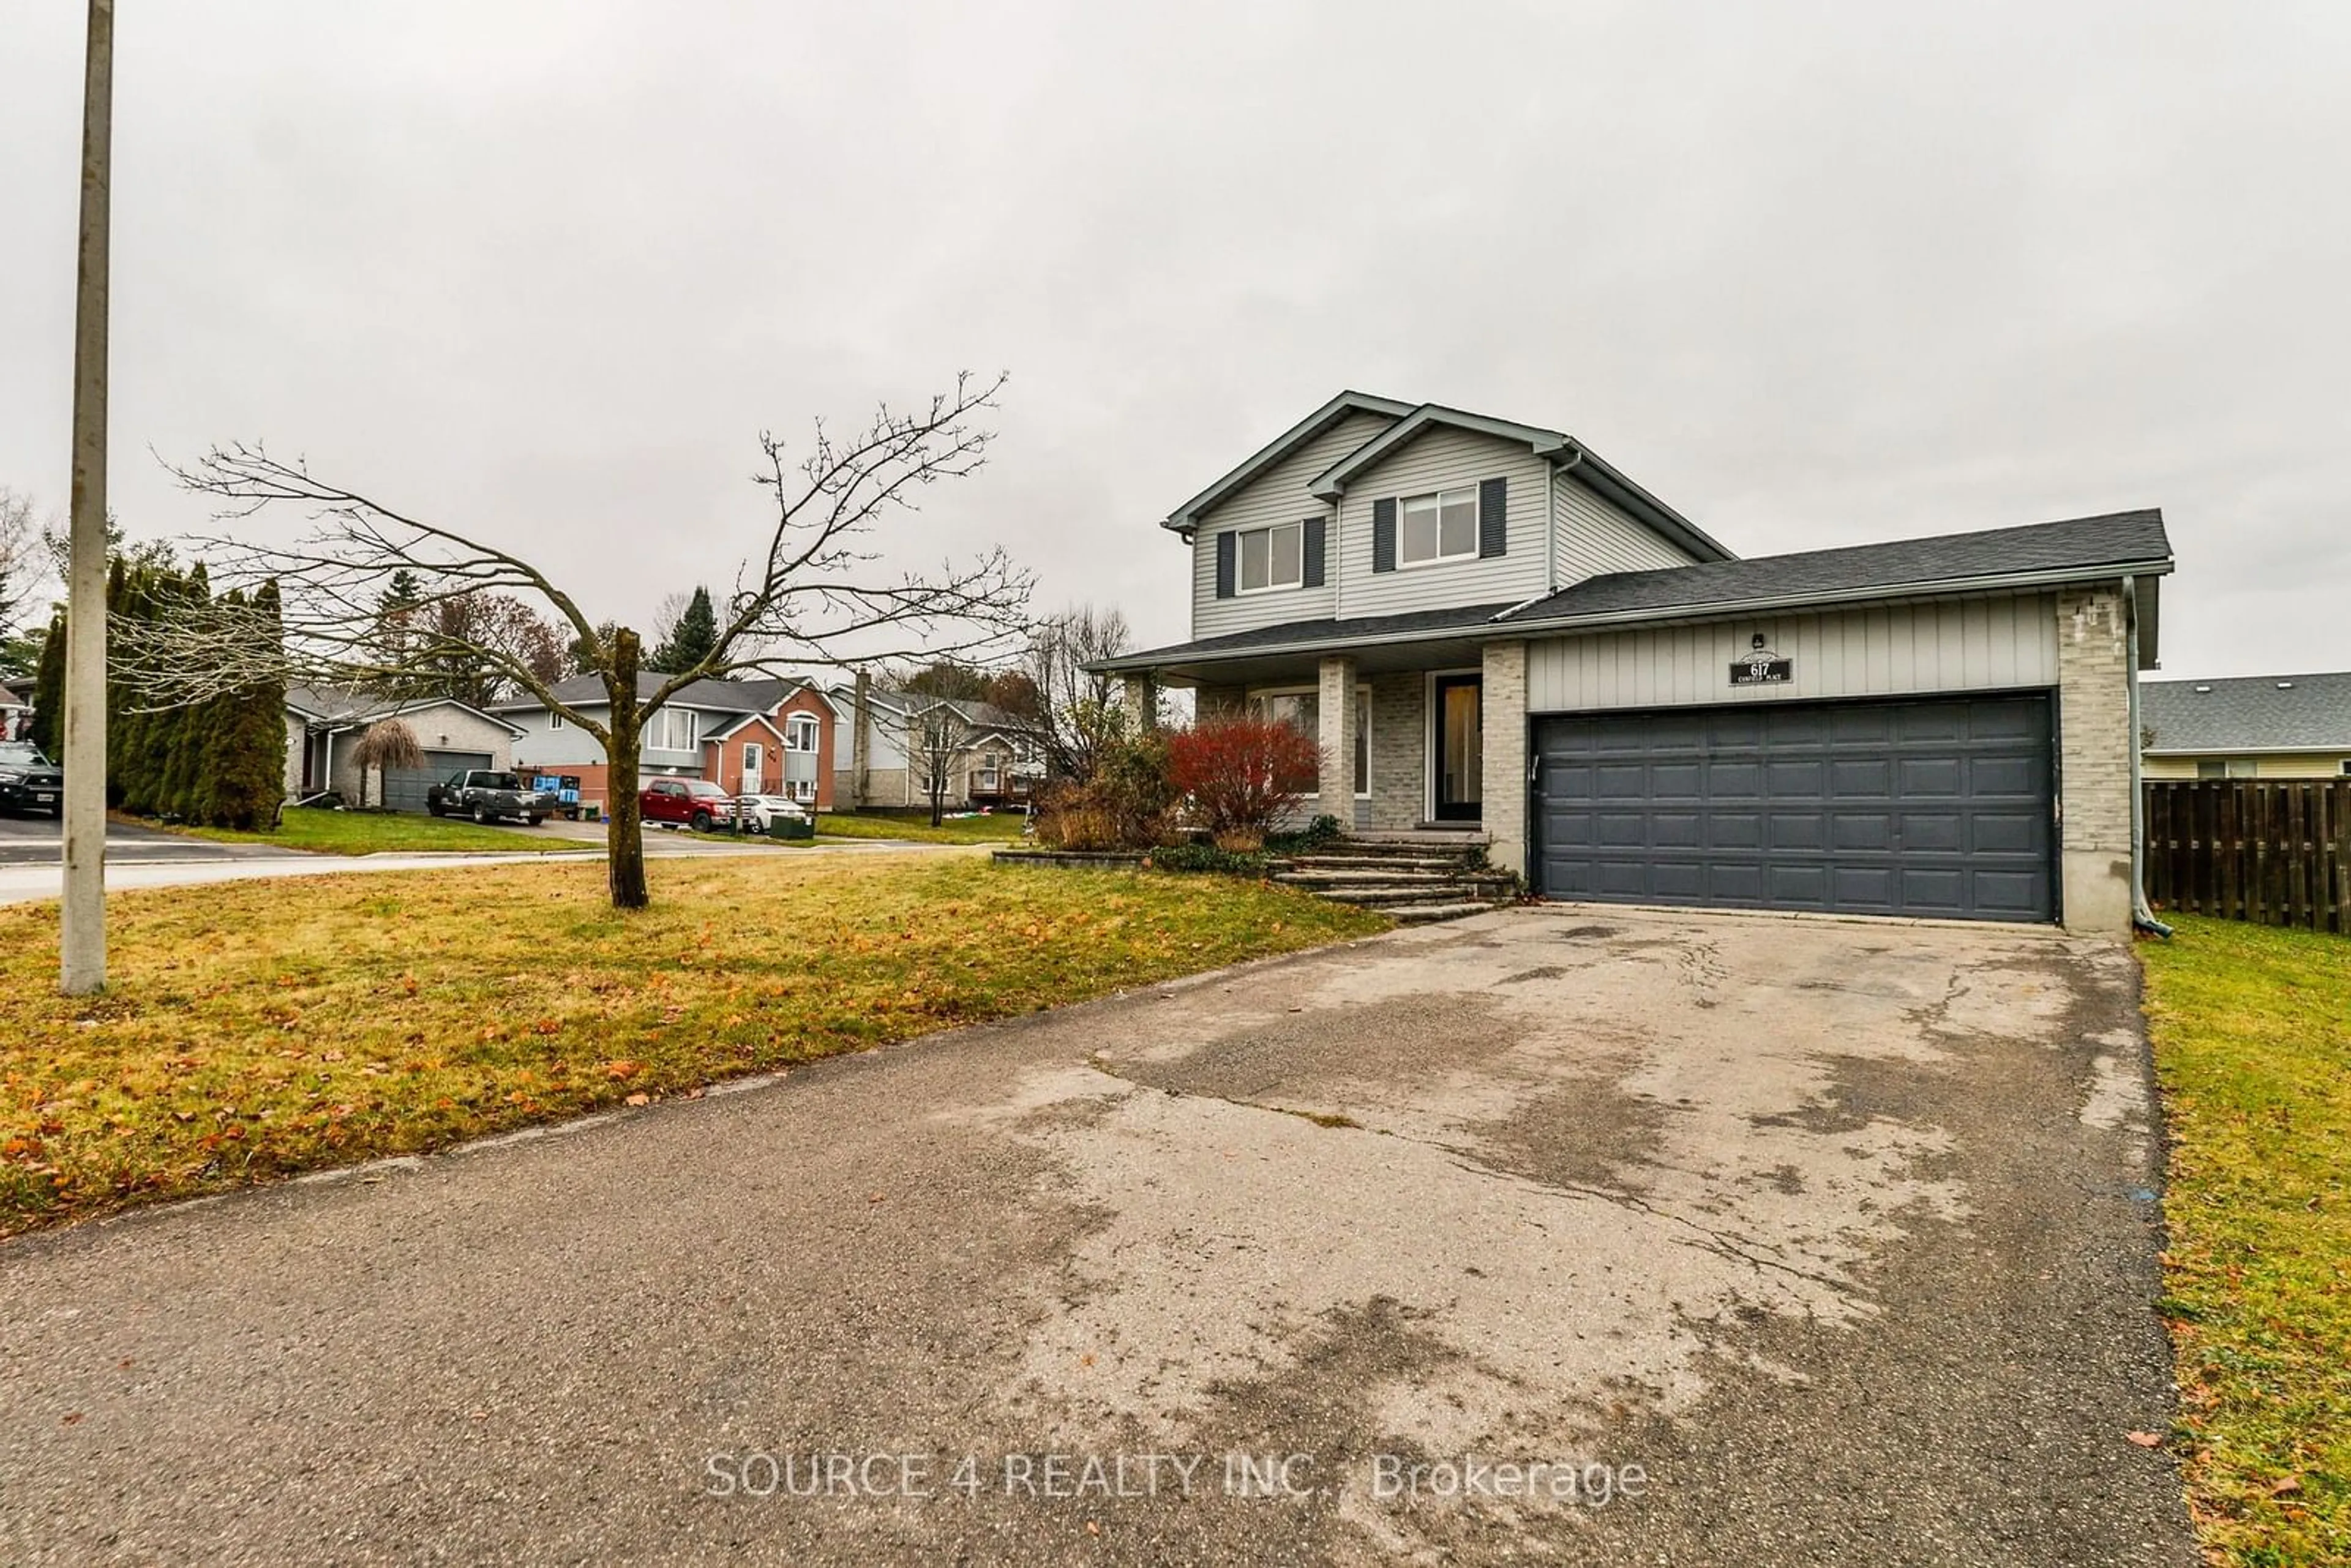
[0,810,305,869]
[0,814,959,904]
[0,906,2195,1566]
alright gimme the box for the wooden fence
[2143,780,2351,934]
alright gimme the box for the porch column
[1316,655,1356,827]
[1480,640,1528,883]
[1118,673,1158,730]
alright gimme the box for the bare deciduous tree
[1023,603,1133,782]
[144,373,1032,908]
[909,698,972,828]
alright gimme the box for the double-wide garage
[1531,692,2057,922]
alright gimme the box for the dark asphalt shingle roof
[1098,509,2172,670]
[1496,509,2172,626]
[493,672,823,715]
[2141,672,2351,753]
[1103,602,1522,669]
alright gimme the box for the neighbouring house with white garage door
[1095,391,2176,932]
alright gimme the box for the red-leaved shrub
[1166,717,1322,840]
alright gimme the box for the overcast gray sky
[5,1,2347,678]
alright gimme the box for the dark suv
[0,741,64,818]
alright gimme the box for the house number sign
[1730,632,1792,686]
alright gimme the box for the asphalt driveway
[0,906,2195,1566]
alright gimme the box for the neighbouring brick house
[493,674,838,816]
[1092,391,2177,932]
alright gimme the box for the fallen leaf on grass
[624,1093,650,1107]
[2268,1476,2303,1497]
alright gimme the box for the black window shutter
[1478,477,1508,558]
[1214,531,1235,598]
[1371,498,1397,573]
[1301,517,1325,588]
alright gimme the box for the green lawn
[151,806,561,855]
[816,810,1031,845]
[2141,916,2350,1567]
[0,855,1384,1236]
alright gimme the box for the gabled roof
[1494,508,2172,629]
[1307,402,1735,563]
[832,684,1044,736]
[284,685,527,736]
[1161,391,1415,533]
[703,710,789,745]
[2142,671,2351,754]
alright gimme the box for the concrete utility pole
[61,0,114,996]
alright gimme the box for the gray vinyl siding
[1553,473,1700,585]
[505,702,711,772]
[1524,593,2060,713]
[507,705,610,768]
[1335,426,1551,620]
[1190,411,1394,638]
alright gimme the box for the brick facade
[1365,672,1426,830]
[1479,641,1528,883]
[2057,585,2135,932]
[1316,656,1357,822]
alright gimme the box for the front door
[740,741,763,795]
[1431,675,1483,822]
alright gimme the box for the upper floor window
[649,707,699,752]
[785,714,820,752]
[1237,522,1303,593]
[1400,487,1479,566]
[549,712,566,730]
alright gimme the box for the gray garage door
[1531,694,2055,921]
[383,749,495,814]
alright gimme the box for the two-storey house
[830,683,1045,812]
[1097,391,2177,932]
[493,673,838,816]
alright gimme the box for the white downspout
[2123,574,2173,937]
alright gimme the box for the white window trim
[785,714,820,751]
[1395,486,1480,570]
[649,707,700,752]
[1246,682,1372,798]
[1234,520,1305,596]
[549,712,566,730]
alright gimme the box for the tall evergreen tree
[28,611,64,757]
[648,586,719,673]
[195,583,287,830]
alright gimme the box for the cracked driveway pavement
[0,906,2195,1565]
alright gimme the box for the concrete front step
[1319,883,1507,909]
[1287,854,1474,873]
[1281,870,1514,890]
[1387,899,1515,925]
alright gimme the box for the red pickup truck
[639,777,738,831]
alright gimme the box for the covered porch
[1111,632,1526,855]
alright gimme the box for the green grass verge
[2141,916,2350,1566]
[0,855,1385,1236]
[816,811,1031,844]
[151,806,561,855]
